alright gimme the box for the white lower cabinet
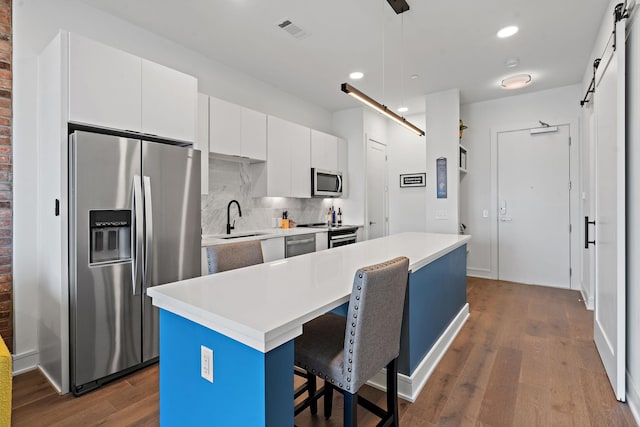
[315,232,328,251]
[261,237,285,262]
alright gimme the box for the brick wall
[0,0,11,353]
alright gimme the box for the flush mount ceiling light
[497,25,519,38]
[501,73,532,90]
[341,83,425,136]
[397,106,409,113]
[349,71,364,80]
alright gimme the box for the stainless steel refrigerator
[68,129,201,395]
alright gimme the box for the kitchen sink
[219,232,268,239]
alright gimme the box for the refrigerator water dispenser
[89,210,131,264]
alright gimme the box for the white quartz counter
[149,232,471,353]
[201,228,328,246]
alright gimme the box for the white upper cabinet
[141,59,197,142]
[195,94,210,195]
[68,33,142,132]
[209,96,266,161]
[311,130,338,171]
[241,107,267,161]
[209,96,241,156]
[251,115,310,198]
[67,33,197,142]
[338,137,348,196]
[290,124,311,198]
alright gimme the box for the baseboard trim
[580,289,594,310]
[366,303,470,402]
[466,268,494,280]
[38,365,62,394]
[627,370,640,426]
[11,350,39,376]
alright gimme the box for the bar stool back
[206,240,264,274]
[294,256,409,426]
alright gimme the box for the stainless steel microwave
[311,168,343,197]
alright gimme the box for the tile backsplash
[201,158,342,235]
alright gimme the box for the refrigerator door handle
[132,175,144,296]
[143,176,153,292]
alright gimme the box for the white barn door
[593,17,626,402]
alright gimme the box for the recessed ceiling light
[504,58,520,68]
[501,73,532,90]
[410,74,419,80]
[497,26,519,38]
[398,107,409,113]
[349,71,364,80]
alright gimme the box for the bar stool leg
[308,374,317,415]
[386,358,399,427]
[344,392,358,427]
[324,382,334,419]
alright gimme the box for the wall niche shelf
[459,143,468,174]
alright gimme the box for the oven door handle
[330,233,357,242]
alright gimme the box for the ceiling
[81,0,608,115]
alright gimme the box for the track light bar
[341,83,425,136]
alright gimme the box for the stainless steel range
[298,223,359,248]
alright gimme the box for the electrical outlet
[435,210,448,220]
[201,345,213,383]
[483,209,489,218]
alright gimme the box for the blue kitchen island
[148,232,470,426]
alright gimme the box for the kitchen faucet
[226,200,242,234]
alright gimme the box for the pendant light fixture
[340,0,425,137]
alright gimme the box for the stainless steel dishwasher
[285,233,316,258]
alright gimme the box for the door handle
[131,175,143,296]
[584,216,596,248]
[499,217,512,222]
[369,221,376,225]
[143,176,153,292]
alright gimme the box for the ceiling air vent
[277,19,310,40]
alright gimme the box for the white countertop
[149,232,471,353]
[201,225,363,246]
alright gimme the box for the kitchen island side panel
[159,310,294,426]
[399,244,467,375]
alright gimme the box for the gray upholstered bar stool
[294,256,409,427]
[206,240,264,274]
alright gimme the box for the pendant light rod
[341,83,425,136]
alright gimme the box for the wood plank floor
[12,278,637,426]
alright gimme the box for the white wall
[425,89,460,234]
[387,113,427,234]
[625,0,640,421]
[460,85,581,280]
[13,0,332,368]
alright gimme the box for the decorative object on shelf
[459,120,468,139]
[436,157,447,199]
[400,173,426,188]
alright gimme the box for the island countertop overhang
[148,232,471,353]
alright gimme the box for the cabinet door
[338,137,348,197]
[290,124,311,198]
[261,237,285,262]
[68,33,142,132]
[209,96,241,156]
[241,107,267,161]
[141,59,197,141]
[266,116,293,196]
[315,232,328,251]
[311,130,338,171]
[195,94,209,195]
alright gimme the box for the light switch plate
[201,345,213,383]
[483,209,489,218]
